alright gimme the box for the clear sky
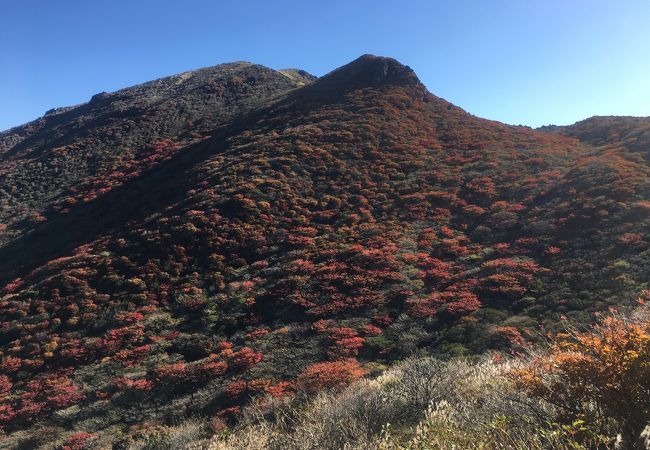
[2,0,649,131]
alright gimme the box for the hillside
[541,115,650,156]
[1,55,650,447]
[0,62,312,248]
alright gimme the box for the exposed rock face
[88,91,111,105]
[279,68,317,86]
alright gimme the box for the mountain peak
[287,54,424,105]
[320,54,420,89]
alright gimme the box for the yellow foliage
[512,314,650,443]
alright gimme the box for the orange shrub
[298,358,367,392]
[512,314,650,444]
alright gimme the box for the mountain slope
[541,115,650,156]
[0,62,311,247]
[1,55,649,445]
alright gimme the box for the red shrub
[1,278,24,294]
[298,359,367,392]
[153,362,188,384]
[0,403,15,423]
[327,327,365,358]
[312,319,330,332]
[96,324,145,355]
[0,375,12,395]
[59,339,93,363]
[362,324,382,336]
[196,358,228,379]
[60,432,97,450]
[225,380,248,398]
[1,356,22,374]
[10,371,85,427]
[246,328,270,340]
[265,381,294,398]
[372,314,393,327]
[545,246,561,255]
[113,377,153,391]
[492,326,527,350]
[230,347,263,370]
[114,345,150,367]
[410,289,481,317]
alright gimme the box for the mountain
[540,115,650,156]
[1,55,649,446]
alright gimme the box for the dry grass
[194,356,580,450]
[111,418,210,450]
[0,355,608,449]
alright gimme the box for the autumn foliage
[298,359,367,392]
[512,308,650,444]
[59,432,98,450]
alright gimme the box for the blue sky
[1,0,649,131]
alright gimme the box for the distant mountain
[540,115,650,155]
[1,55,649,446]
